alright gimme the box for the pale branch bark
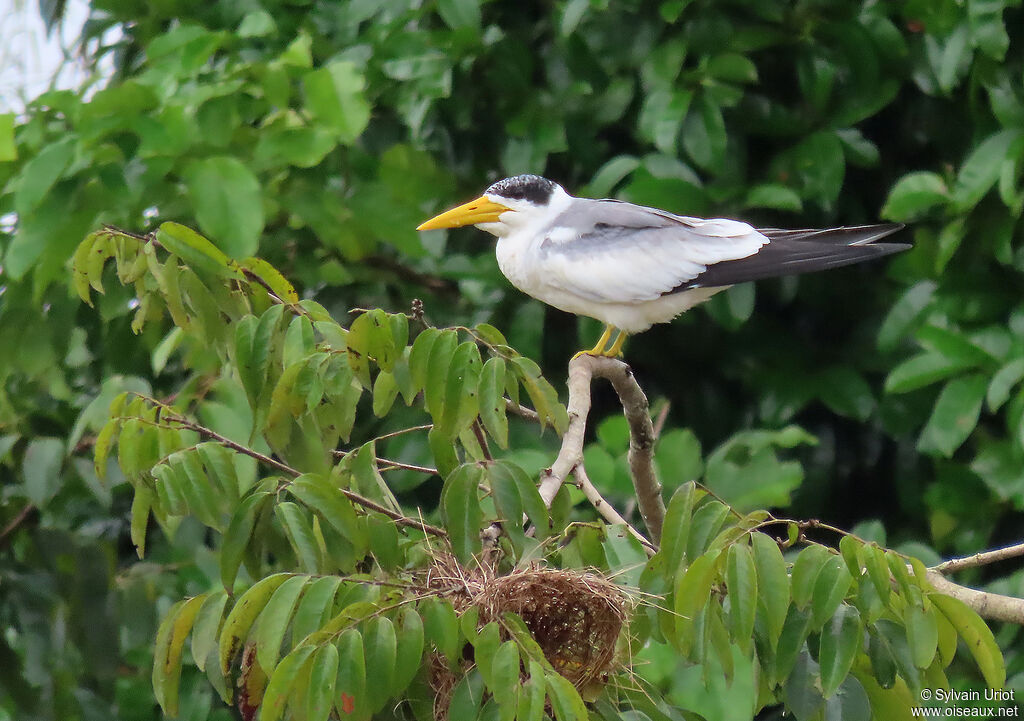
[574,465,656,556]
[931,541,1024,574]
[538,356,602,507]
[505,397,540,423]
[538,355,666,545]
[926,571,1024,625]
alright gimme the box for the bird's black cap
[485,175,558,205]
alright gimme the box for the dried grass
[423,554,631,720]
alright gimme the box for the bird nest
[423,555,630,719]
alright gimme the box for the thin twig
[652,401,671,441]
[931,542,1024,574]
[574,465,656,557]
[505,398,540,423]
[0,504,35,549]
[157,409,447,538]
[373,424,433,442]
[376,458,438,475]
[472,420,493,462]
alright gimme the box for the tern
[417,175,908,358]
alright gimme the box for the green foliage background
[1,0,1024,719]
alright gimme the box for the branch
[926,571,1024,624]
[574,465,656,556]
[160,410,447,538]
[931,542,1024,574]
[0,504,36,549]
[538,355,665,544]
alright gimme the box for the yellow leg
[572,324,614,360]
[606,330,627,357]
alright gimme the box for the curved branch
[926,571,1024,624]
[574,465,656,556]
[931,542,1024,574]
[538,355,665,544]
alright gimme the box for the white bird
[417,175,907,358]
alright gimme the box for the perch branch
[931,542,1024,574]
[574,465,656,556]
[925,571,1024,625]
[538,355,665,544]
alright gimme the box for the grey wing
[535,198,768,304]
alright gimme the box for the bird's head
[416,174,568,238]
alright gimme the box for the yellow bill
[416,196,511,230]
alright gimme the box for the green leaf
[877,281,937,352]
[726,543,757,650]
[917,373,987,457]
[751,532,790,651]
[153,594,207,716]
[792,545,832,610]
[449,668,485,720]
[219,573,293,676]
[363,616,397,711]
[487,461,549,542]
[479,357,509,449]
[182,157,264,258]
[303,62,371,143]
[191,591,229,673]
[818,605,862,698]
[276,502,323,574]
[987,358,1024,411]
[220,490,271,591]
[929,593,1005,688]
[952,130,1024,211]
[305,643,339,721]
[393,607,424,695]
[335,629,368,721]
[673,550,719,655]
[372,370,400,417]
[441,341,482,438]
[774,607,812,683]
[660,482,702,571]
[288,473,366,551]
[425,330,459,423]
[904,604,938,669]
[885,352,972,394]
[489,641,520,712]
[437,0,481,29]
[22,437,64,506]
[881,172,948,221]
[546,672,589,721]
[0,112,15,161]
[291,576,343,644]
[811,555,854,629]
[422,598,460,663]
[255,574,312,672]
[745,183,802,212]
[259,644,316,721]
[14,136,74,215]
[441,464,483,562]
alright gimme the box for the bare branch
[0,504,36,549]
[505,398,540,423]
[538,355,665,544]
[931,542,1024,574]
[574,465,656,557]
[926,570,1024,624]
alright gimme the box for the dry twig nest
[423,554,630,718]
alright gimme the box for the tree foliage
[1,0,1024,719]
